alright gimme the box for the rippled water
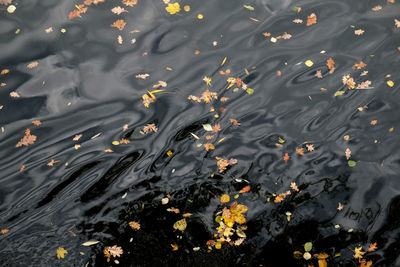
[1,0,400,266]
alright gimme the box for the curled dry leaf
[153,81,167,88]
[10,91,20,98]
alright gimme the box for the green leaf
[246,88,254,94]
[348,160,357,167]
[304,242,312,252]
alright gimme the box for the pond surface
[1,0,400,266]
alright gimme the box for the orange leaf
[110,19,126,30]
[283,153,289,163]
[204,143,215,151]
[129,221,140,230]
[326,58,335,74]
[368,242,378,252]
[306,13,317,26]
[239,185,251,193]
[296,147,304,156]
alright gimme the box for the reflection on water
[1,0,400,266]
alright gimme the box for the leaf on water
[211,123,221,133]
[27,61,39,69]
[82,240,100,246]
[110,19,126,30]
[32,120,41,126]
[334,90,345,97]
[56,247,68,259]
[337,202,344,210]
[246,88,254,94]
[387,80,394,87]
[171,243,178,251]
[326,58,335,74]
[239,185,251,193]
[106,245,123,257]
[368,242,378,252]
[283,153,289,163]
[220,194,230,203]
[143,123,158,133]
[136,73,149,79]
[0,0,12,5]
[345,148,351,160]
[290,182,299,192]
[305,60,313,67]
[243,5,254,11]
[353,246,365,259]
[173,218,187,231]
[293,18,303,23]
[348,160,357,167]
[10,91,20,98]
[354,29,365,35]
[117,35,123,44]
[306,13,317,26]
[111,6,128,14]
[352,61,367,69]
[165,2,180,14]
[296,147,304,156]
[203,143,215,151]
[315,70,322,79]
[395,19,400,28]
[129,221,140,230]
[203,124,213,131]
[122,0,137,7]
[304,242,312,252]
[16,129,36,147]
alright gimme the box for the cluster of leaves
[207,192,250,250]
[68,0,105,20]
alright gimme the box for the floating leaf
[387,80,394,87]
[165,2,180,14]
[246,88,254,94]
[203,124,213,131]
[173,218,187,231]
[220,194,230,203]
[334,90,345,97]
[304,242,312,252]
[305,60,314,67]
[57,247,68,259]
[243,5,254,11]
[348,160,357,167]
[82,240,100,246]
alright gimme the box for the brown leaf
[337,202,344,210]
[293,19,303,24]
[106,245,123,257]
[16,129,37,147]
[47,159,60,166]
[315,70,323,78]
[135,73,149,79]
[0,69,9,75]
[370,120,377,125]
[290,182,299,192]
[306,13,317,26]
[372,5,382,11]
[32,120,41,126]
[110,19,126,30]
[111,6,128,14]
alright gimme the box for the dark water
[1,0,400,266]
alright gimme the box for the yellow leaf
[183,5,190,12]
[197,14,203,19]
[171,244,179,251]
[221,57,227,66]
[220,194,230,203]
[57,247,68,259]
[173,218,187,231]
[387,80,394,87]
[305,60,314,67]
[112,141,120,146]
[215,242,222,249]
[166,2,180,15]
[166,150,173,156]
